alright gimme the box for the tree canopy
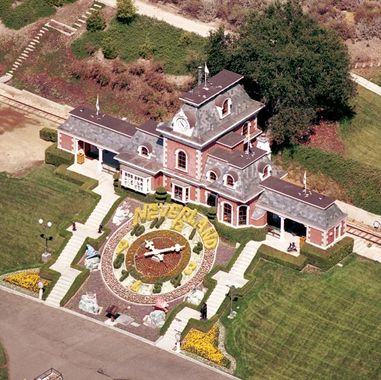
[116,0,137,23]
[206,0,355,144]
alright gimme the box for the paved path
[350,73,381,96]
[352,237,381,263]
[0,288,230,380]
[99,0,217,37]
[156,240,261,350]
[47,166,119,306]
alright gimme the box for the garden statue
[187,288,204,305]
[85,256,100,270]
[85,244,99,259]
[79,292,100,314]
[143,310,166,328]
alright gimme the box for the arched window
[140,146,149,157]
[226,175,235,187]
[263,165,270,178]
[176,150,187,170]
[223,203,232,224]
[238,205,248,226]
[222,99,230,116]
[207,171,217,181]
[242,121,250,136]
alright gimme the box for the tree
[86,10,106,32]
[206,0,355,144]
[116,0,137,23]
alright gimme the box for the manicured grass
[0,0,57,30]
[340,86,381,169]
[0,343,7,380]
[72,15,206,74]
[0,165,97,274]
[224,256,381,380]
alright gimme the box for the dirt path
[100,0,218,36]
[0,102,57,175]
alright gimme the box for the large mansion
[57,69,346,248]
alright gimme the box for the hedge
[54,165,98,192]
[39,127,57,142]
[39,267,61,300]
[117,186,156,203]
[282,145,381,215]
[301,237,354,271]
[45,144,74,167]
[60,269,90,307]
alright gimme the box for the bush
[207,207,217,221]
[193,241,203,254]
[153,281,163,293]
[256,244,307,270]
[113,253,124,269]
[155,216,165,228]
[189,228,197,240]
[45,144,74,167]
[102,36,118,59]
[116,0,137,23]
[150,218,158,229]
[170,273,182,288]
[214,221,266,243]
[155,186,168,203]
[301,237,354,271]
[39,127,57,142]
[119,269,129,281]
[135,225,145,236]
[86,10,106,32]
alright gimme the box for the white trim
[138,145,151,159]
[206,170,218,182]
[121,170,151,194]
[237,204,249,226]
[171,183,190,203]
[224,174,236,189]
[156,105,265,149]
[175,149,188,172]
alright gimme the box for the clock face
[176,117,189,132]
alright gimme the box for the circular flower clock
[101,203,218,304]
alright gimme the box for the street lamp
[226,284,237,320]
[39,219,53,263]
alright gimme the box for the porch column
[280,216,285,240]
[98,148,103,172]
[74,138,78,164]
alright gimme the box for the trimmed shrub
[113,253,124,269]
[45,144,74,167]
[256,244,307,270]
[135,225,145,236]
[150,218,158,229]
[214,221,266,243]
[189,228,197,240]
[39,127,57,142]
[207,207,217,221]
[155,186,168,203]
[153,281,163,293]
[119,269,129,281]
[170,273,182,288]
[60,269,90,306]
[193,241,203,254]
[301,237,354,271]
[86,10,106,32]
[131,223,139,236]
[155,216,165,228]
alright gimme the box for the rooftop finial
[96,94,100,116]
[204,62,209,88]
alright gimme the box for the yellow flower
[182,324,229,366]
[4,271,49,293]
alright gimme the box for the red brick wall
[327,227,335,245]
[166,139,198,178]
[248,197,267,227]
[308,227,324,246]
[59,132,74,152]
[153,174,163,189]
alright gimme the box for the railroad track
[0,94,66,124]
[347,222,381,247]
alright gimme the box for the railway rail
[347,221,381,247]
[0,94,66,124]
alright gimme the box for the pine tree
[116,0,137,23]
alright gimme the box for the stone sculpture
[187,288,204,305]
[79,292,100,314]
[143,310,166,328]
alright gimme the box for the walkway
[0,288,229,380]
[350,73,381,96]
[156,240,261,351]
[46,162,119,307]
[99,0,217,37]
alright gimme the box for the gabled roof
[209,147,268,169]
[179,70,243,107]
[70,106,136,137]
[260,177,335,210]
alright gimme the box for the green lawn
[0,165,97,274]
[340,86,381,169]
[0,343,7,380]
[224,257,381,380]
[0,0,61,30]
[72,15,206,75]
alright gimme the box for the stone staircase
[156,240,261,349]
[46,170,119,307]
[0,2,104,83]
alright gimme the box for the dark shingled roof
[70,106,136,137]
[136,119,161,137]
[260,177,335,210]
[180,70,243,107]
[217,132,245,148]
[209,147,268,169]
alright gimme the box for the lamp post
[226,284,237,320]
[39,219,53,263]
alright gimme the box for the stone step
[32,39,40,44]
[73,23,82,28]
[77,18,86,24]
[39,29,46,34]
[42,26,49,31]
[85,11,92,15]
[93,3,102,8]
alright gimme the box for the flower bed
[182,324,230,367]
[125,230,191,283]
[4,271,49,293]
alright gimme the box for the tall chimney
[197,65,203,85]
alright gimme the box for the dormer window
[226,175,234,187]
[215,96,232,119]
[207,171,217,181]
[224,171,238,188]
[258,162,272,180]
[222,98,231,117]
[263,165,270,178]
[138,145,151,158]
